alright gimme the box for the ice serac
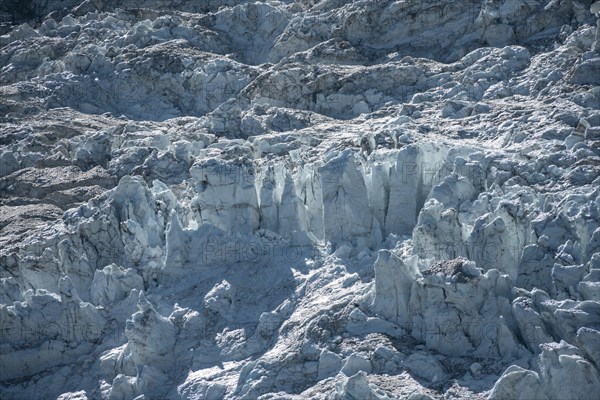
[255,163,304,236]
[488,365,548,400]
[320,150,372,249]
[373,248,524,359]
[491,341,600,400]
[0,276,105,382]
[90,264,144,306]
[190,158,260,233]
[385,146,423,237]
[372,249,420,323]
[334,371,381,400]
[108,292,176,399]
[160,210,225,277]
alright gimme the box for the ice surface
[1,0,600,399]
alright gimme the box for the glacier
[1,0,600,399]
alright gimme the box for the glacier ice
[1,0,600,399]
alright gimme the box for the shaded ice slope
[1,0,600,399]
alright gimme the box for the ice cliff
[1,0,600,399]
